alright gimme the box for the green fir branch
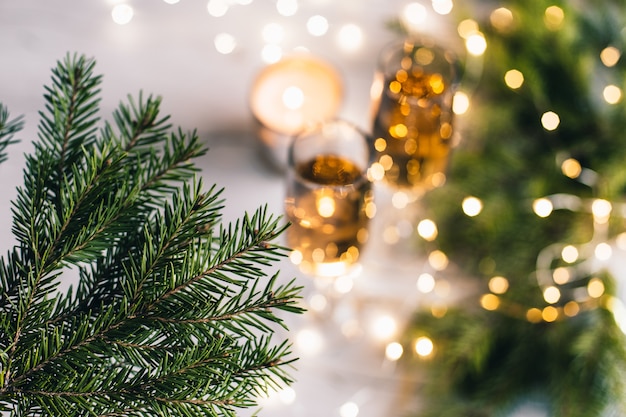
[0,53,303,417]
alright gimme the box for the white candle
[249,54,343,170]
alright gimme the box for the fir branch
[0,103,22,164]
[0,54,303,417]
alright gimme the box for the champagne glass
[370,37,459,195]
[284,119,375,286]
[367,37,460,259]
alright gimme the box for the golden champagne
[371,66,455,190]
[285,154,373,277]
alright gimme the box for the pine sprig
[0,104,22,164]
[0,53,303,416]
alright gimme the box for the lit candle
[249,54,344,170]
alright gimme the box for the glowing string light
[603,84,622,104]
[276,0,298,16]
[541,111,560,130]
[600,46,621,67]
[432,0,453,15]
[465,32,487,56]
[111,4,134,25]
[336,23,363,52]
[414,336,434,357]
[462,196,483,216]
[453,91,470,115]
[340,401,360,417]
[307,15,329,36]
[214,33,237,54]
[504,69,524,89]
[417,219,438,241]
[207,0,229,17]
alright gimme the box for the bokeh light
[533,198,553,217]
[541,111,560,130]
[453,91,470,115]
[462,196,483,216]
[214,33,237,54]
[417,219,438,241]
[504,69,524,89]
[112,4,134,25]
[307,15,329,36]
[414,336,434,357]
[276,0,298,16]
[416,273,436,294]
[337,24,363,52]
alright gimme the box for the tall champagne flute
[368,37,460,260]
[370,38,459,194]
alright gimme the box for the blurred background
[2,1,626,416]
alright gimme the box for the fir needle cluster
[0,53,303,417]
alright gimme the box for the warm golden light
[543,286,561,304]
[417,273,436,294]
[289,249,303,265]
[466,32,487,56]
[603,84,622,104]
[417,219,438,241]
[480,293,500,311]
[595,242,613,261]
[368,162,385,181]
[453,91,470,115]
[490,7,514,32]
[533,198,553,217]
[391,191,410,209]
[504,69,524,89]
[587,277,605,298]
[553,267,570,285]
[544,5,564,30]
[600,46,621,67]
[414,336,434,357]
[428,250,448,271]
[462,196,483,217]
[561,158,582,178]
[526,308,543,323]
[316,195,336,218]
[432,0,453,15]
[542,306,559,322]
[282,86,304,110]
[457,19,479,39]
[385,342,404,361]
[592,199,612,223]
[541,111,560,130]
[561,245,579,263]
[403,2,428,26]
[371,314,398,341]
[563,301,580,317]
[488,276,509,294]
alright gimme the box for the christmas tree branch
[0,53,303,416]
